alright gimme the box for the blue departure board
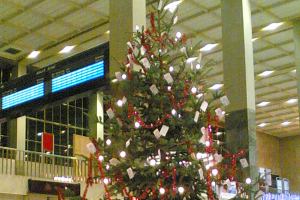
[51,60,104,93]
[2,83,44,110]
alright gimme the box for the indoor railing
[0,146,88,182]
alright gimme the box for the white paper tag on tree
[126,138,131,148]
[200,101,208,112]
[127,168,135,179]
[164,73,173,84]
[86,143,96,154]
[194,111,200,123]
[160,125,169,136]
[150,84,159,95]
[240,158,249,168]
[141,46,146,55]
[198,168,204,180]
[153,129,161,139]
[109,158,120,166]
[220,96,230,106]
[215,108,224,118]
[140,58,151,69]
[115,72,122,81]
[106,108,115,119]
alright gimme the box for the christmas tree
[80,1,261,199]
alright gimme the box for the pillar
[221,0,257,184]
[109,0,146,77]
[8,63,27,175]
[295,21,300,120]
[88,91,104,140]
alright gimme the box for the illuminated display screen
[2,83,44,110]
[51,60,104,93]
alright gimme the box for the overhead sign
[0,43,109,118]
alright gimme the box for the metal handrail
[0,146,88,182]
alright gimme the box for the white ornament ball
[171,109,177,116]
[103,178,109,185]
[134,122,140,128]
[159,187,165,195]
[246,178,252,184]
[121,74,127,80]
[176,32,182,39]
[212,169,218,176]
[120,151,126,158]
[149,159,156,166]
[106,139,112,146]
[191,86,197,94]
[178,186,185,194]
[117,99,123,107]
[98,155,104,162]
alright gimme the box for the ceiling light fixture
[200,43,218,52]
[258,70,274,77]
[258,123,268,127]
[209,84,223,90]
[262,22,283,31]
[164,0,183,13]
[59,45,76,54]
[257,101,270,107]
[281,121,291,126]
[286,99,298,104]
[27,50,40,59]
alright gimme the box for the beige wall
[256,131,281,176]
[280,135,300,192]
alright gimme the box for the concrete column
[295,22,300,120]
[88,91,104,140]
[221,0,257,183]
[8,63,27,175]
[109,0,146,77]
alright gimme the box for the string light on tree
[103,178,109,185]
[120,151,126,158]
[176,32,182,39]
[169,66,174,72]
[98,155,104,162]
[212,169,218,176]
[178,186,185,194]
[121,74,127,80]
[196,64,201,70]
[246,178,252,184]
[134,121,140,128]
[171,109,177,116]
[191,86,197,94]
[149,159,156,166]
[159,187,166,195]
[117,99,123,107]
[106,139,111,146]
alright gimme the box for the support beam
[295,21,300,121]
[8,63,27,175]
[88,91,104,141]
[109,0,146,77]
[221,0,257,187]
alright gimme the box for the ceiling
[0,0,299,138]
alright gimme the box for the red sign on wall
[42,132,54,152]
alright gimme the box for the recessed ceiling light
[59,45,76,54]
[27,50,40,59]
[257,101,270,107]
[200,43,218,52]
[286,99,298,104]
[262,22,283,31]
[281,121,291,126]
[209,84,223,90]
[252,37,259,42]
[258,70,274,77]
[258,123,268,127]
